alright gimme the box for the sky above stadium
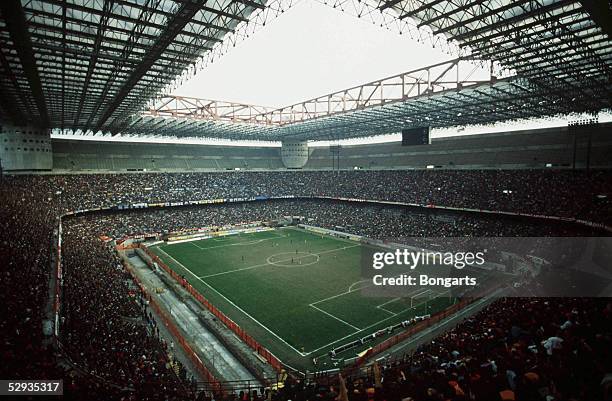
[174,0,453,107]
[168,0,611,144]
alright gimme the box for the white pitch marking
[198,245,359,279]
[378,297,401,308]
[314,276,432,307]
[376,298,400,316]
[348,279,369,292]
[303,287,448,356]
[190,242,204,250]
[155,247,308,357]
[377,306,398,316]
[156,237,454,358]
[191,235,284,251]
[308,304,361,331]
[303,296,437,356]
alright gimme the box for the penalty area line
[312,276,430,306]
[304,289,447,356]
[308,304,362,331]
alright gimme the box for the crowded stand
[0,178,56,381]
[61,224,197,400]
[1,169,611,400]
[2,169,611,224]
[71,199,600,240]
[0,181,197,400]
[285,297,612,401]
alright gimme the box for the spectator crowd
[273,298,612,401]
[70,198,600,241]
[0,169,610,400]
[2,169,611,224]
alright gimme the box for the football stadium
[1,0,612,400]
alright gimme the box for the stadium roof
[1,0,611,141]
[0,0,278,131]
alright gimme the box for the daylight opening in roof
[173,0,462,108]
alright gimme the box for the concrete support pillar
[0,124,52,171]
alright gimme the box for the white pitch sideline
[155,247,309,357]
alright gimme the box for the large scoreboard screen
[401,127,430,146]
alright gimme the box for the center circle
[266,252,320,267]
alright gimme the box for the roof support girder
[94,0,209,131]
[0,0,50,127]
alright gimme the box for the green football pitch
[149,227,457,371]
